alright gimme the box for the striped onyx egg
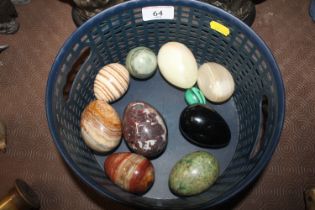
[80,100,122,153]
[94,63,130,103]
[104,152,155,194]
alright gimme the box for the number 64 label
[142,6,174,21]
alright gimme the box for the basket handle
[63,47,91,102]
[249,95,269,160]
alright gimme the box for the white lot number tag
[142,6,174,21]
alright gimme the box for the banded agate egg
[104,152,155,194]
[94,63,130,103]
[80,100,122,153]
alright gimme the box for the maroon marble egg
[104,152,155,194]
[122,101,167,158]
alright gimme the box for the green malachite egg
[169,151,219,196]
[184,87,206,105]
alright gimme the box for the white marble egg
[157,42,198,89]
[94,63,130,103]
[197,62,235,103]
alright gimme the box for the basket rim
[45,0,285,209]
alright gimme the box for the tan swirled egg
[94,63,130,103]
[80,100,122,153]
[197,62,235,103]
[158,42,198,89]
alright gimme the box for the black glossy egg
[179,104,231,148]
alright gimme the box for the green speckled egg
[169,151,219,196]
[184,87,206,105]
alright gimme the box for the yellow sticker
[210,21,230,36]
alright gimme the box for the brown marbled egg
[104,152,155,194]
[94,63,130,103]
[123,101,167,158]
[80,100,122,153]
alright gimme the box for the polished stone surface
[104,152,155,194]
[80,100,122,153]
[126,46,157,79]
[94,63,130,103]
[169,151,219,196]
[197,62,235,103]
[179,104,231,148]
[184,87,206,105]
[123,101,167,158]
[157,42,198,89]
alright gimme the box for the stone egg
[80,100,122,153]
[184,87,206,105]
[104,152,155,194]
[197,62,235,103]
[169,151,219,196]
[179,104,231,148]
[157,42,198,89]
[123,101,167,158]
[94,63,130,103]
[126,46,157,79]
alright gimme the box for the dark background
[0,0,315,209]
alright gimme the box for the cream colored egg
[157,42,198,89]
[197,62,235,103]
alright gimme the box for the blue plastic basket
[46,0,285,209]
